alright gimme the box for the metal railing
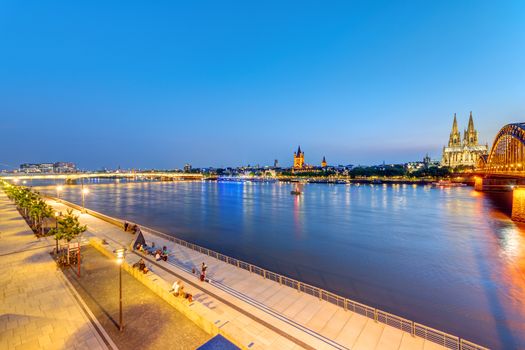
[50,196,489,350]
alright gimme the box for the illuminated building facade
[441,112,488,168]
[20,162,76,173]
[293,146,305,169]
[321,156,327,168]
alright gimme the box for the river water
[34,180,525,349]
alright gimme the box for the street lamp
[56,185,63,202]
[114,248,126,331]
[81,188,89,213]
[54,211,60,255]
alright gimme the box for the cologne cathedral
[441,112,488,168]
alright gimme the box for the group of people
[132,232,212,303]
[192,262,208,282]
[154,246,169,261]
[124,221,142,235]
[132,258,149,274]
[169,262,208,303]
[131,250,209,302]
[135,242,168,261]
[170,280,193,302]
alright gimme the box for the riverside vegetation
[1,180,86,263]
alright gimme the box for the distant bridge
[0,172,203,182]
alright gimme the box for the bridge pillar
[474,177,483,191]
[511,187,525,222]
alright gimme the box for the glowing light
[470,190,481,197]
[82,188,89,195]
[500,226,523,260]
[56,185,63,191]
[114,248,126,265]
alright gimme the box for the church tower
[463,111,478,146]
[321,156,327,168]
[448,113,461,147]
[441,111,488,168]
[293,146,304,169]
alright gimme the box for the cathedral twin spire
[448,113,461,147]
[463,111,478,146]
[448,112,478,147]
[442,111,488,167]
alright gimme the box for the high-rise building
[53,162,76,173]
[184,163,192,172]
[321,156,327,168]
[441,112,488,168]
[19,163,40,173]
[293,146,305,169]
[20,162,76,173]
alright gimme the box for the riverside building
[293,145,305,169]
[20,162,76,173]
[291,146,328,173]
[441,112,488,168]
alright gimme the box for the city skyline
[1,1,524,169]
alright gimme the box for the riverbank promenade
[0,192,110,350]
[45,199,454,350]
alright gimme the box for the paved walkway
[64,245,210,349]
[47,199,451,350]
[0,192,110,350]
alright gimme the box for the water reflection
[33,180,525,349]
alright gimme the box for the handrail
[49,196,489,350]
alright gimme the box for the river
[34,179,525,349]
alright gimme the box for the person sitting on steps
[134,258,148,274]
[161,246,168,261]
[169,280,182,296]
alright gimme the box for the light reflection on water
[34,180,525,349]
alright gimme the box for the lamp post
[114,248,126,331]
[54,211,60,255]
[81,187,89,213]
[56,185,63,202]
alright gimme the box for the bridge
[476,122,525,221]
[0,171,203,182]
[478,122,525,177]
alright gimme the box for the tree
[11,187,38,218]
[50,209,87,259]
[29,199,54,236]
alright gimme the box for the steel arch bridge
[478,122,525,176]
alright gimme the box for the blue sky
[1,1,524,169]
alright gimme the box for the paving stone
[40,191,455,350]
[0,192,108,350]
